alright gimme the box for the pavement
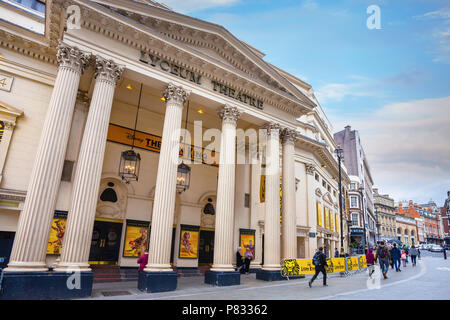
[82,251,450,300]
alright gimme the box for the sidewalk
[83,260,424,300]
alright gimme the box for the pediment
[0,100,23,119]
[69,0,316,115]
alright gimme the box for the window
[10,0,45,13]
[349,183,356,190]
[350,196,358,208]
[315,173,319,182]
[61,160,74,182]
[0,121,3,143]
[351,213,359,226]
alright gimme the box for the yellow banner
[335,213,339,233]
[316,202,322,226]
[359,255,367,268]
[46,211,67,255]
[107,123,218,167]
[326,258,346,273]
[347,256,359,271]
[260,174,265,203]
[324,208,329,229]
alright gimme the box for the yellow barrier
[281,255,367,277]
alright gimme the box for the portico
[0,0,349,300]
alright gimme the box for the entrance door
[89,220,123,264]
[0,231,15,268]
[198,230,214,265]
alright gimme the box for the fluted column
[54,57,123,272]
[145,83,190,272]
[5,42,89,272]
[305,163,318,258]
[261,123,281,271]
[211,105,241,272]
[281,128,297,259]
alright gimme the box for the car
[429,245,444,252]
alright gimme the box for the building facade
[334,125,376,249]
[442,191,450,245]
[0,0,349,299]
[373,188,396,241]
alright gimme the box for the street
[85,252,449,300]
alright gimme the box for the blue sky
[164,0,450,206]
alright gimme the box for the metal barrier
[281,255,367,279]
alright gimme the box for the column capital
[281,127,297,145]
[56,41,90,74]
[3,120,16,131]
[217,104,241,125]
[163,83,190,105]
[305,163,315,175]
[94,56,124,85]
[262,122,281,137]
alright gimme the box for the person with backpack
[390,243,402,272]
[309,247,328,287]
[409,245,418,267]
[376,241,391,279]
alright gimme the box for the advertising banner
[123,220,150,258]
[179,225,200,259]
[326,258,346,273]
[46,211,68,255]
[239,229,255,258]
[316,202,322,226]
[358,255,367,268]
[347,256,359,271]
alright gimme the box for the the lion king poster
[179,225,200,259]
[46,211,68,255]
[123,220,150,258]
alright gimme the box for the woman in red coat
[366,248,375,278]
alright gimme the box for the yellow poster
[316,202,322,226]
[346,256,359,271]
[240,233,255,258]
[260,174,266,203]
[335,214,339,233]
[326,258,346,273]
[359,255,367,268]
[47,211,67,255]
[330,211,334,231]
[123,220,149,258]
[282,258,316,276]
[324,208,329,229]
[179,225,200,259]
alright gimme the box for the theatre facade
[0,0,350,299]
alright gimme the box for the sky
[162,0,450,206]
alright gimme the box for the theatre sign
[139,51,263,110]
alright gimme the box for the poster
[260,174,265,203]
[326,258,346,273]
[330,211,334,231]
[335,214,339,233]
[179,225,200,259]
[239,229,255,258]
[324,208,329,229]
[123,220,150,258]
[316,202,322,226]
[282,257,349,277]
[47,211,68,255]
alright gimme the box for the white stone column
[305,163,318,258]
[5,43,89,272]
[211,105,241,272]
[250,152,263,270]
[145,83,190,272]
[281,128,297,259]
[54,57,123,272]
[261,123,281,271]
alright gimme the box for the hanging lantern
[119,149,141,183]
[176,162,191,194]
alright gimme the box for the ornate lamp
[176,101,191,193]
[119,83,142,184]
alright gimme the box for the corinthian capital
[163,83,190,105]
[57,41,90,73]
[281,128,297,145]
[218,105,241,125]
[262,122,281,137]
[94,56,124,85]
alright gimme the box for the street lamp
[375,207,381,243]
[359,186,368,252]
[335,143,344,250]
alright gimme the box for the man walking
[309,247,328,287]
[409,245,418,267]
[390,243,402,272]
[376,241,391,279]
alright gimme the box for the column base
[204,271,240,286]
[0,272,93,300]
[256,269,284,281]
[138,271,177,293]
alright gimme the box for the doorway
[89,220,123,264]
[198,230,214,265]
[0,231,15,268]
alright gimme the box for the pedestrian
[388,244,394,269]
[409,245,418,267]
[366,247,375,278]
[137,250,149,272]
[309,247,328,287]
[401,250,407,267]
[339,248,346,258]
[235,247,244,273]
[443,244,447,260]
[391,243,402,272]
[334,248,340,258]
[376,241,391,279]
[243,245,253,274]
[404,245,409,265]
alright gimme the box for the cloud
[334,96,450,205]
[315,76,383,103]
[161,0,239,13]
